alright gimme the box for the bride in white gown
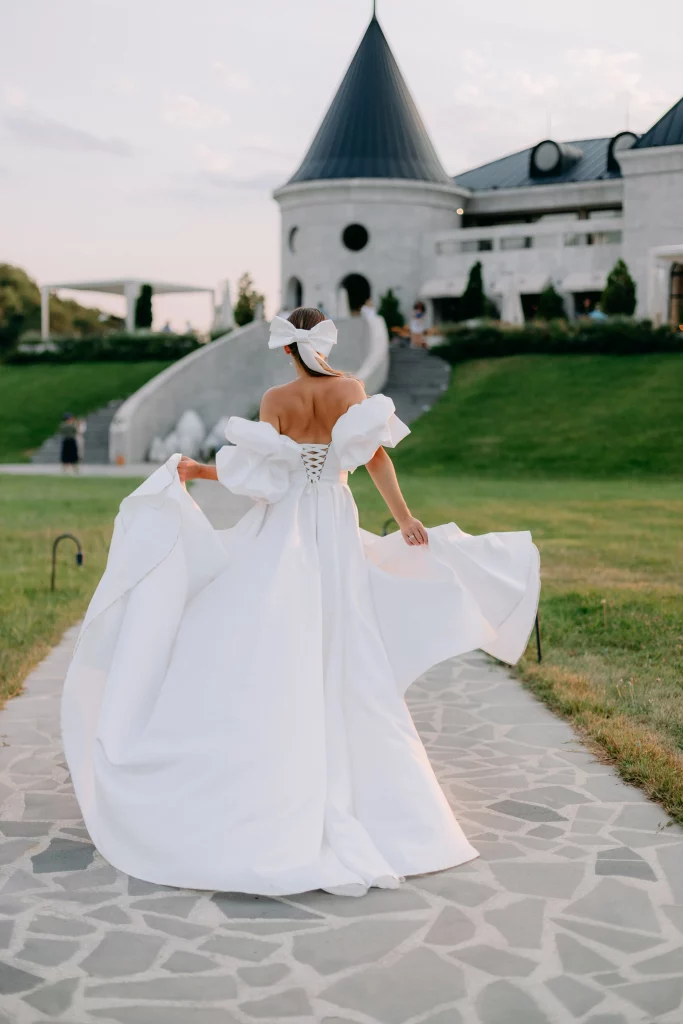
[61,306,540,897]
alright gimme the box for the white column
[41,287,50,340]
[123,281,141,332]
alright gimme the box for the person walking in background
[59,413,80,474]
[410,300,429,348]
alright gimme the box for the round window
[533,140,560,174]
[288,227,298,254]
[342,224,369,252]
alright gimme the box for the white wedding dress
[62,395,540,896]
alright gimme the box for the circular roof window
[532,140,561,175]
[288,227,298,253]
[342,224,369,252]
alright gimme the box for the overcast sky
[0,0,679,328]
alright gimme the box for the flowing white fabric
[268,315,338,375]
[62,394,540,896]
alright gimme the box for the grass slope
[0,476,142,708]
[394,354,683,478]
[0,362,171,462]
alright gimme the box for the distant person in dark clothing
[59,413,81,474]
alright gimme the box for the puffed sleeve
[331,394,411,471]
[215,418,301,502]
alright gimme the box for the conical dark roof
[287,16,450,185]
[634,96,683,149]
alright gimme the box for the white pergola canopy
[40,278,216,338]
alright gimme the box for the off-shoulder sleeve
[215,418,301,502]
[331,394,411,471]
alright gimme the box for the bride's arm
[365,448,428,546]
[178,458,217,483]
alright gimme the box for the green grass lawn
[394,354,683,478]
[0,362,171,462]
[351,469,683,823]
[0,476,142,708]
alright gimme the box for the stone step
[31,399,125,465]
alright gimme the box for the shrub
[460,261,485,320]
[434,318,682,364]
[5,332,202,364]
[134,284,153,329]
[234,273,265,327]
[378,289,404,331]
[602,259,637,316]
[537,284,567,321]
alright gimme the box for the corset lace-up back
[300,444,330,483]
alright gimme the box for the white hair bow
[268,316,338,376]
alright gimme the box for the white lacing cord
[300,444,330,483]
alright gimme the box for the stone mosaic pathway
[1,483,683,1023]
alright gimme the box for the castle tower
[273,12,464,317]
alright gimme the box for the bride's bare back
[260,375,366,444]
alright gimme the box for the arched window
[670,263,683,327]
[288,227,298,254]
[286,276,303,310]
[341,273,371,313]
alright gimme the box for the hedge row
[434,318,683,364]
[5,332,203,364]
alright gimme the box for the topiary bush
[134,283,153,329]
[537,284,567,321]
[602,259,637,316]
[378,288,404,331]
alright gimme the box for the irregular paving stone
[23,977,79,1015]
[0,897,26,916]
[88,975,238,1000]
[419,1012,463,1024]
[0,838,34,865]
[91,1011,238,1024]
[546,975,604,1016]
[595,858,656,880]
[0,961,42,994]
[475,841,525,861]
[657,844,683,903]
[293,918,421,975]
[583,776,647,803]
[488,800,566,823]
[584,1017,629,1024]
[286,886,428,916]
[0,869,48,894]
[29,913,96,936]
[126,876,173,896]
[212,892,322,920]
[485,899,545,949]
[0,920,13,948]
[41,890,109,904]
[450,944,537,977]
[511,786,593,808]
[79,931,165,977]
[413,874,496,906]
[22,793,81,820]
[555,933,615,974]
[632,946,683,975]
[130,894,198,917]
[142,913,212,939]
[238,963,290,986]
[562,878,661,933]
[527,825,564,839]
[320,948,465,1023]
[0,822,49,837]
[162,950,217,973]
[663,905,683,933]
[87,904,131,925]
[17,938,79,966]
[239,987,312,1018]
[489,862,583,899]
[425,905,476,946]
[613,804,672,830]
[477,979,550,1024]
[91,1010,238,1024]
[200,934,280,961]
[555,918,662,953]
[57,866,119,890]
[617,978,683,1016]
[31,838,95,873]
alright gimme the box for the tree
[134,283,153,330]
[602,259,636,316]
[233,273,265,327]
[0,264,40,354]
[378,288,404,332]
[459,261,486,320]
[536,284,567,320]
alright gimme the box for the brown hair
[286,306,343,378]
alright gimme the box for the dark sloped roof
[287,16,450,185]
[453,138,619,191]
[634,96,683,148]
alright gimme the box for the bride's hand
[398,516,428,546]
[178,456,202,483]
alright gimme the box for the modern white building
[274,12,683,327]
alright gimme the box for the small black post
[381,518,396,537]
[51,534,84,592]
[535,612,542,663]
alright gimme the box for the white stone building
[274,12,683,326]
